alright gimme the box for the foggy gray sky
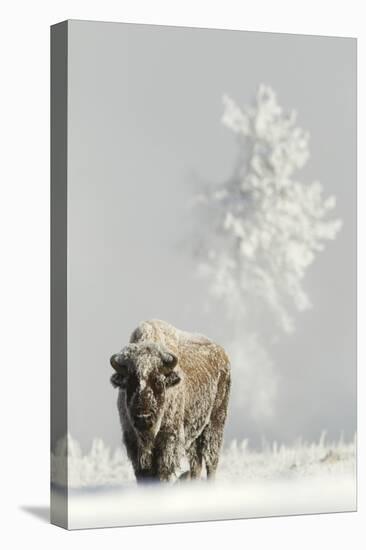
[66,21,356,451]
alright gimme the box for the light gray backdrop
[66,20,356,451]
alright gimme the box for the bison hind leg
[202,369,231,480]
[200,424,220,479]
[186,437,204,480]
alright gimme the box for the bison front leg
[153,432,182,482]
[123,429,155,483]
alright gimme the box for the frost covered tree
[50,432,355,489]
[51,434,134,488]
[195,85,342,334]
[192,86,342,430]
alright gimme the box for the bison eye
[127,374,139,392]
[154,378,164,393]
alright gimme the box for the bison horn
[110,353,129,375]
[159,348,178,373]
[110,343,137,373]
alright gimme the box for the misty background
[65,21,356,451]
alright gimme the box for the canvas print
[51,20,357,529]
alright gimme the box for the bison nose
[134,412,153,431]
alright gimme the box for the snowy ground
[52,434,356,529]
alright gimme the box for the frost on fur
[110,319,231,483]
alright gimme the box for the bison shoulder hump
[129,321,157,343]
[129,320,180,356]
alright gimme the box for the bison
[110,319,231,482]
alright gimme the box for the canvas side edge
[50,20,68,530]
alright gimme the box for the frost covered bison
[110,319,231,482]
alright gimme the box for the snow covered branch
[195,85,342,333]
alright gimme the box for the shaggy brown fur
[110,319,231,482]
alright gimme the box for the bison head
[110,342,180,433]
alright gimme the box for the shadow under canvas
[20,505,50,523]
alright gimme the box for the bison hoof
[177,470,191,482]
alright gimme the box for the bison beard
[110,319,231,483]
